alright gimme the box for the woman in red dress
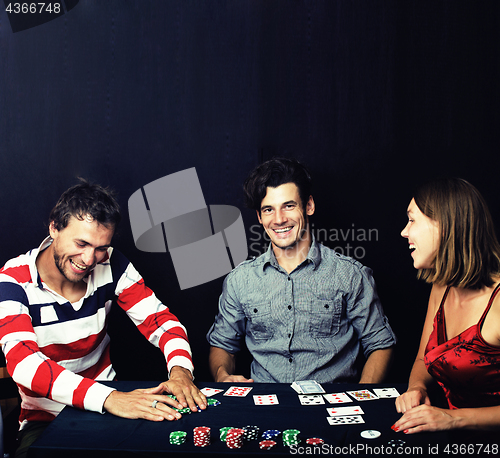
[394,177,500,434]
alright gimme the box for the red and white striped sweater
[0,237,193,428]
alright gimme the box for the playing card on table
[291,380,325,394]
[327,405,364,417]
[200,387,224,397]
[253,394,279,405]
[224,386,253,397]
[327,415,365,425]
[323,392,352,404]
[347,389,378,401]
[299,394,325,405]
[373,387,400,398]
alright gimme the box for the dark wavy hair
[49,178,121,231]
[414,177,500,289]
[243,157,312,212]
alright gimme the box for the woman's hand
[392,404,461,434]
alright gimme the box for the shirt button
[288,277,291,281]
[288,305,292,310]
[289,358,293,363]
[288,333,291,338]
[253,308,258,313]
[324,304,329,309]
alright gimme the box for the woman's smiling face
[401,198,440,270]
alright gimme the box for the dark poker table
[29,381,454,457]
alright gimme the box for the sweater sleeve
[112,253,194,375]
[0,279,115,417]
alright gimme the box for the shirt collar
[29,236,53,288]
[262,234,322,271]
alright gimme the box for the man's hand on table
[215,367,254,383]
[157,366,207,412]
[103,366,207,421]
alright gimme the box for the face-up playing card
[299,394,325,405]
[347,389,379,401]
[327,405,364,417]
[200,387,224,397]
[373,387,400,398]
[224,386,253,397]
[323,392,352,404]
[253,394,279,405]
[327,415,365,425]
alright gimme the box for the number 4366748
[5,3,61,14]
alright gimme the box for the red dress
[425,284,500,409]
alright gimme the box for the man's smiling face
[257,182,314,253]
[49,215,114,283]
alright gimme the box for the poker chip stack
[193,426,211,447]
[306,437,324,445]
[225,428,245,449]
[243,425,260,441]
[259,440,277,450]
[261,429,280,441]
[169,431,187,445]
[219,426,234,442]
[282,429,301,447]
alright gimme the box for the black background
[1,1,499,383]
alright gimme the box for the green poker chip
[219,426,235,441]
[282,429,301,446]
[169,431,187,445]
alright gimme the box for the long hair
[414,177,500,289]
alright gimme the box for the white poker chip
[360,430,381,439]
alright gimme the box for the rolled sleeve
[206,273,246,354]
[347,266,397,358]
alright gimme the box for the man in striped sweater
[0,180,206,457]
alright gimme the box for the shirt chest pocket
[243,302,274,341]
[309,298,342,338]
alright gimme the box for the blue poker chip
[262,429,280,439]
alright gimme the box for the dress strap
[478,282,500,324]
[436,286,452,344]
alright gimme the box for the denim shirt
[206,238,396,383]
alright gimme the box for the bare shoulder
[480,278,500,346]
[427,283,447,314]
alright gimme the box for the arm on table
[394,404,500,434]
[104,366,206,421]
[209,346,253,383]
[395,284,445,414]
[359,347,394,383]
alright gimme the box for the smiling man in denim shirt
[207,158,396,384]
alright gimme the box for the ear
[256,210,263,225]
[48,221,58,239]
[305,195,315,216]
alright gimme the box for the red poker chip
[226,428,244,449]
[193,426,211,447]
[259,440,277,450]
[306,437,324,445]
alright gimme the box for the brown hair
[50,178,121,231]
[243,157,312,212]
[414,177,500,289]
